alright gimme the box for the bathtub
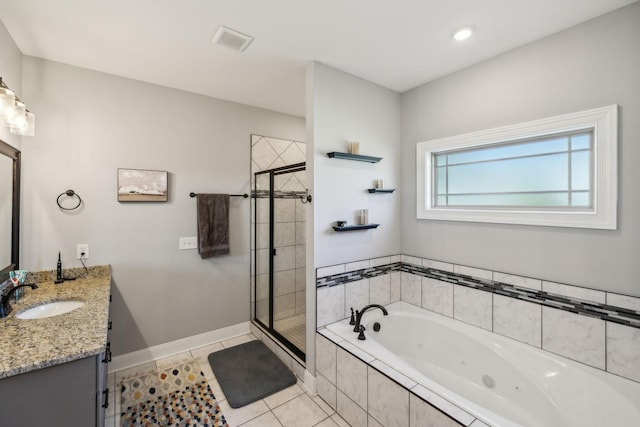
[324,301,640,427]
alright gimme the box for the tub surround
[0,265,111,379]
[316,331,472,427]
[317,256,640,384]
[317,259,640,330]
[317,253,640,427]
[318,302,640,427]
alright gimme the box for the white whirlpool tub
[324,301,640,427]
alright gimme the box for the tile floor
[106,333,350,427]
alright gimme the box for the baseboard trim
[109,322,251,373]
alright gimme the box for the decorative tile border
[316,262,402,289]
[317,260,640,330]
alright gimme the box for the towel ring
[57,189,83,211]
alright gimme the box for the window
[434,130,593,209]
[416,105,617,229]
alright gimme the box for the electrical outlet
[179,236,198,250]
[77,243,90,259]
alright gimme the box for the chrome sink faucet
[353,304,388,333]
[0,283,39,318]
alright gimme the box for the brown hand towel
[197,194,230,258]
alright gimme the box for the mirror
[0,138,20,284]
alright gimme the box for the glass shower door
[253,163,306,360]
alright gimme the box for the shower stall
[250,135,306,360]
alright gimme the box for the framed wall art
[117,168,168,202]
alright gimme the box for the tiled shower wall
[316,254,640,381]
[254,196,306,321]
[265,195,305,321]
[251,135,306,322]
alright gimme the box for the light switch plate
[179,236,198,250]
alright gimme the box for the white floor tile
[198,357,216,380]
[368,415,383,427]
[330,413,351,427]
[208,377,226,402]
[109,332,311,427]
[238,411,284,427]
[314,417,339,427]
[312,395,335,416]
[264,383,304,409]
[272,394,328,427]
[218,398,271,426]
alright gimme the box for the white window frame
[416,105,618,229]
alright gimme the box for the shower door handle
[273,249,277,256]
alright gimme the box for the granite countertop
[0,265,111,379]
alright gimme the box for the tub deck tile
[410,394,465,427]
[337,341,375,364]
[318,328,344,344]
[411,384,475,426]
[370,359,417,390]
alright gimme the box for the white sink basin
[16,300,85,319]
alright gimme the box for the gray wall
[20,57,304,355]
[310,62,402,268]
[307,62,402,376]
[400,3,640,296]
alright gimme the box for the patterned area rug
[120,361,227,427]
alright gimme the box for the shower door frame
[253,162,306,361]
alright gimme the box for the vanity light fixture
[453,27,473,41]
[0,77,35,136]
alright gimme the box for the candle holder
[348,141,360,154]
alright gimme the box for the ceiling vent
[211,26,254,52]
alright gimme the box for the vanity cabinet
[97,297,113,427]
[0,340,111,427]
[0,354,103,427]
[0,267,113,427]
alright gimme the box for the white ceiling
[0,0,635,117]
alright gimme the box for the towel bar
[189,192,248,198]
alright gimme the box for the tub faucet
[357,325,366,340]
[0,283,39,318]
[353,304,388,332]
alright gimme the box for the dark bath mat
[208,340,297,408]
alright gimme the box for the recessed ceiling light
[211,26,254,52]
[453,27,473,41]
